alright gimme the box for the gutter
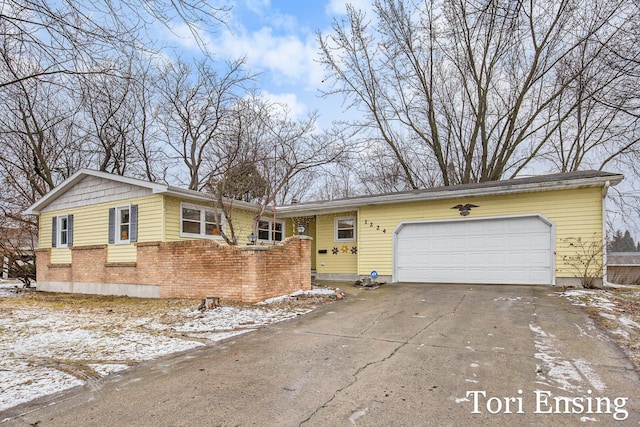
[277,175,624,217]
[602,180,610,285]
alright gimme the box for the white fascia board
[24,167,263,216]
[276,175,624,217]
[24,169,169,215]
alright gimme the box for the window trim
[257,218,285,243]
[180,202,224,239]
[56,215,69,248]
[334,216,356,242]
[115,205,131,245]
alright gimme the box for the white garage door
[394,215,554,285]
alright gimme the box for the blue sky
[160,0,374,127]
[149,1,639,239]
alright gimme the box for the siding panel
[39,194,165,264]
[359,187,603,279]
[314,212,358,275]
[164,196,256,244]
[43,175,152,212]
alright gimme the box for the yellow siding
[284,218,316,269]
[306,218,317,270]
[39,194,164,264]
[358,187,603,279]
[313,212,358,275]
[163,196,256,245]
[39,215,72,264]
[232,208,257,244]
[106,244,137,263]
[163,196,181,241]
[50,248,72,264]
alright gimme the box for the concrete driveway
[4,284,640,426]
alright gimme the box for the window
[335,216,356,242]
[52,214,73,248]
[180,203,223,238]
[59,216,69,246]
[116,206,130,244]
[257,219,284,242]
[108,205,138,244]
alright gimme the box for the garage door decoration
[394,215,554,285]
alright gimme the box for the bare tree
[206,96,347,244]
[0,215,37,285]
[0,76,84,208]
[309,162,360,201]
[80,72,139,176]
[0,0,229,89]
[77,52,167,181]
[249,104,346,240]
[156,58,253,190]
[318,0,640,188]
[0,0,232,227]
[0,74,86,275]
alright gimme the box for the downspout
[356,208,360,278]
[272,199,277,244]
[602,180,611,286]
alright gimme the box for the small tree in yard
[206,95,346,245]
[561,234,604,289]
[209,162,269,245]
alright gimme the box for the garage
[393,215,554,285]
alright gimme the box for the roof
[25,169,623,217]
[24,169,260,215]
[608,252,640,266]
[277,170,624,217]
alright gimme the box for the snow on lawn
[559,286,640,369]
[0,283,338,414]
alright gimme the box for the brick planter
[35,236,312,302]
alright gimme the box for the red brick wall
[35,248,71,282]
[35,237,312,302]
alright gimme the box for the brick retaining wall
[35,236,312,302]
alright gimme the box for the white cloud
[326,0,375,16]
[244,0,271,14]
[260,91,308,119]
[217,26,324,89]
[159,21,216,52]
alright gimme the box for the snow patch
[259,288,336,305]
[0,362,84,412]
[530,322,606,393]
[87,363,131,377]
[0,288,333,413]
[348,407,369,424]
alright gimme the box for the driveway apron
[4,284,640,426]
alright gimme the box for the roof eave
[277,174,624,217]
[158,186,262,213]
[24,169,87,215]
[24,169,169,215]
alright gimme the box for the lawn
[1,281,638,417]
[561,285,640,369]
[0,282,339,414]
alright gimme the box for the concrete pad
[4,283,640,426]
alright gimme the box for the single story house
[25,169,623,300]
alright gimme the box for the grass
[0,291,202,315]
[582,286,640,369]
